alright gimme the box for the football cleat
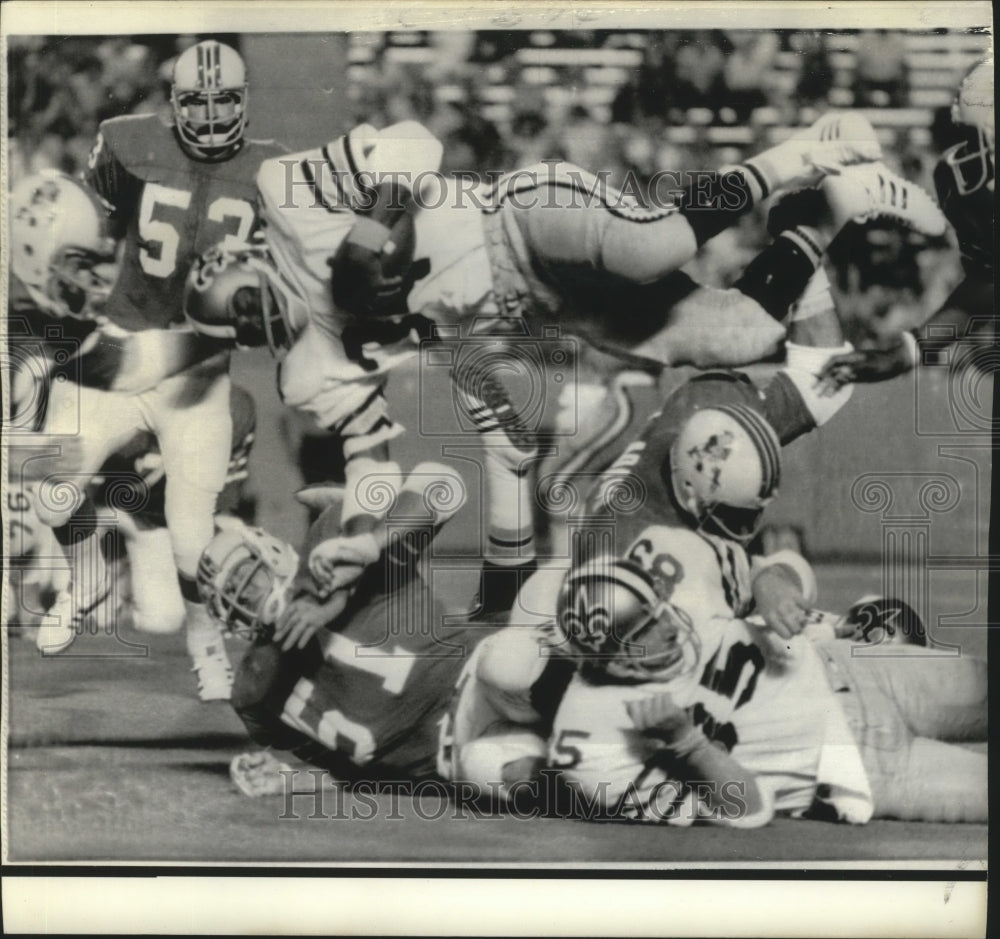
[800,111,882,153]
[822,162,948,237]
[741,111,882,195]
[35,579,115,655]
[191,642,235,701]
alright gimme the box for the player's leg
[854,653,988,743]
[451,355,540,619]
[31,382,146,652]
[507,114,884,289]
[874,736,987,823]
[153,365,235,700]
[440,627,555,802]
[118,514,186,635]
[817,640,987,821]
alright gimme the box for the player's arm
[816,156,993,393]
[815,268,992,394]
[750,550,817,639]
[73,323,228,393]
[328,122,442,318]
[82,123,142,238]
[275,460,465,651]
[627,691,774,828]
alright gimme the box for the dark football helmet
[556,557,700,684]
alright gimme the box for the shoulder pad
[99,113,175,168]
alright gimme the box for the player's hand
[626,691,695,745]
[309,533,381,593]
[752,567,811,639]
[273,594,341,652]
[815,336,915,397]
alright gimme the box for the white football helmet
[556,557,700,684]
[184,241,308,354]
[197,526,300,639]
[946,58,995,195]
[670,404,781,544]
[171,40,248,160]
[9,170,116,318]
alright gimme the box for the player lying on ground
[817,59,994,392]
[10,40,285,700]
[513,327,985,822]
[543,536,987,826]
[196,465,561,800]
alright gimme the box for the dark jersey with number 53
[84,113,284,331]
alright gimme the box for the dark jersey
[281,580,497,780]
[273,500,500,780]
[84,114,284,331]
[933,143,994,278]
[578,371,814,565]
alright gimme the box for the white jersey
[543,525,873,825]
[256,121,495,427]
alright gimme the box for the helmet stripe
[569,559,659,607]
[715,404,781,498]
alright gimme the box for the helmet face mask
[947,59,995,196]
[197,527,299,640]
[171,41,248,161]
[557,558,701,685]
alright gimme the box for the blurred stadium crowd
[6,28,986,349]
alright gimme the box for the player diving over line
[182,111,947,640]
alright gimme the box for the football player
[185,119,946,628]
[25,41,285,699]
[817,59,994,390]
[198,466,553,799]
[543,530,987,826]
[91,383,258,637]
[7,170,116,648]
